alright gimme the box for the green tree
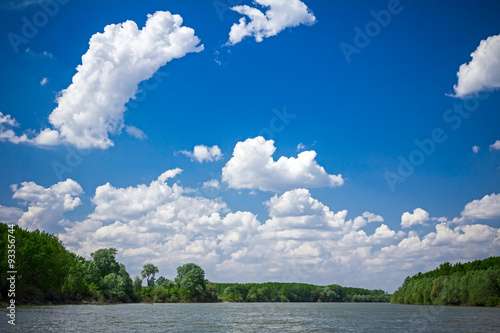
[141,263,159,287]
[156,276,168,287]
[0,225,137,304]
[90,248,120,280]
[0,224,82,303]
[153,286,169,302]
[101,273,125,302]
[133,276,142,294]
[176,263,206,301]
[391,256,500,306]
[82,247,134,302]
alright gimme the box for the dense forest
[0,223,137,304]
[391,256,500,307]
[0,223,389,304]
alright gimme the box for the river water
[2,302,500,332]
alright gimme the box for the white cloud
[265,188,326,219]
[222,136,343,192]
[260,188,344,236]
[0,112,17,127]
[297,143,305,151]
[369,222,500,285]
[25,48,54,58]
[460,193,500,220]
[60,183,407,289]
[0,112,30,144]
[472,145,480,153]
[34,128,60,145]
[125,125,147,139]
[178,145,223,163]
[366,224,404,245]
[0,204,23,223]
[362,211,384,223]
[259,189,400,246]
[90,168,183,221]
[11,179,83,232]
[452,34,500,98]
[230,189,404,285]
[227,0,316,45]
[1,12,202,149]
[0,112,60,146]
[43,11,203,149]
[203,179,220,189]
[8,174,495,292]
[490,140,500,150]
[58,170,241,271]
[401,208,430,228]
[40,78,49,86]
[3,169,499,293]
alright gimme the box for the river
[2,302,500,332]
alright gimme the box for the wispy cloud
[125,125,147,140]
[25,48,53,58]
[490,140,500,150]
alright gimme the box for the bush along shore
[0,223,392,305]
[391,256,500,307]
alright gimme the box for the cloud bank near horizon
[2,165,499,291]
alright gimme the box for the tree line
[391,256,500,307]
[0,223,390,304]
[214,282,389,303]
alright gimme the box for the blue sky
[0,0,499,291]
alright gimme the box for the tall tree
[176,263,206,301]
[87,248,120,283]
[141,263,159,287]
[133,276,142,294]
